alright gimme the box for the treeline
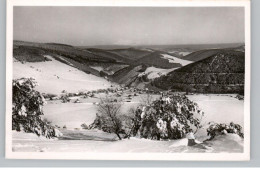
[153,51,245,94]
[13,44,117,64]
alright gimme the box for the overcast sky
[13,6,245,46]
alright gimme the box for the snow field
[13,55,113,95]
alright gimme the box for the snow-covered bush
[12,78,62,138]
[207,122,244,139]
[132,94,204,140]
[90,94,204,140]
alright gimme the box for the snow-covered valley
[12,93,244,153]
[12,55,245,153]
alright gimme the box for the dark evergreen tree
[12,78,62,138]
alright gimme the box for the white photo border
[5,0,251,161]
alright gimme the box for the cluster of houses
[42,85,162,103]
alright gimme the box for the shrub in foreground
[12,78,62,138]
[206,122,244,139]
[90,94,204,140]
[131,94,204,140]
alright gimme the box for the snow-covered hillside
[137,54,193,80]
[138,67,177,79]
[168,51,192,57]
[161,54,193,66]
[13,56,113,95]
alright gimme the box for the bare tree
[120,107,138,138]
[140,92,155,106]
[97,96,123,140]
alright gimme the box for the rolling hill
[13,40,245,94]
[84,48,133,64]
[182,44,245,62]
[13,55,113,95]
[136,51,183,69]
[182,49,229,62]
[13,41,191,87]
[14,41,116,64]
[107,48,152,60]
[153,50,245,94]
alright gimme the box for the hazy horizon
[14,39,244,47]
[14,7,245,46]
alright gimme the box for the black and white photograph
[5,0,250,160]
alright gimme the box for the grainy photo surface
[6,0,250,160]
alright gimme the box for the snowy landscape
[12,42,245,153]
[11,6,246,156]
